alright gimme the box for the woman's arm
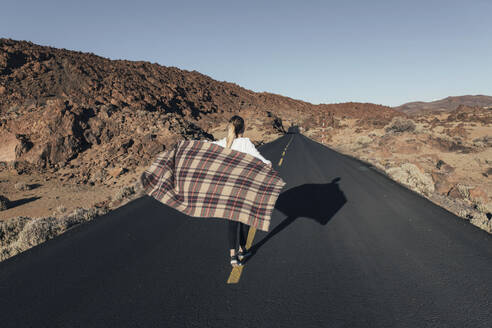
[245,139,272,166]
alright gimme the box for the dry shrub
[132,179,146,197]
[414,125,426,134]
[386,163,435,196]
[456,184,470,200]
[60,207,103,230]
[472,136,492,148]
[473,200,491,215]
[469,214,492,232]
[0,216,30,248]
[54,204,67,215]
[114,185,136,202]
[385,117,416,133]
[457,209,472,220]
[458,209,492,232]
[14,216,64,249]
[14,182,30,191]
[0,206,108,262]
[90,168,107,183]
[356,135,372,146]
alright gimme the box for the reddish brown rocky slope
[0,38,399,177]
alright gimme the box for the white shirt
[206,137,272,165]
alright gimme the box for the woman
[209,115,272,267]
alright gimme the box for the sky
[2,0,491,106]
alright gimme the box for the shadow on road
[248,177,347,257]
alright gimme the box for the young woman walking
[209,115,272,267]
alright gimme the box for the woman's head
[228,115,245,137]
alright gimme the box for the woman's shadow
[247,177,347,259]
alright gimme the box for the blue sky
[2,0,491,106]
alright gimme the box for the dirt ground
[0,166,142,220]
[0,122,280,221]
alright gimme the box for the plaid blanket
[140,140,286,232]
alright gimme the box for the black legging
[228,220,249,250]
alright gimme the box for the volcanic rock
[108,167,127,178]
[431,172,453,195]
[469,187,488,204]
[0,195,10,211]
[0,131,20,162]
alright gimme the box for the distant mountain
[394,95,492,114]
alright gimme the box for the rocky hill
[0,38,399,176]
[394,95,492,114]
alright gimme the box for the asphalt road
[1,129,491,328]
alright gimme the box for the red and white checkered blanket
[140,140,286,232]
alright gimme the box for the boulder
[431,172,453,195]
[0,194,10,210]
[108,167,127,178]
[469,187,489,204]
[14,134,34,157]
[20,142,49,168]
[0,132,20,162]
[436,159,455,174]
[447,184,470,200]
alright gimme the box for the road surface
[1,128,491,327]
